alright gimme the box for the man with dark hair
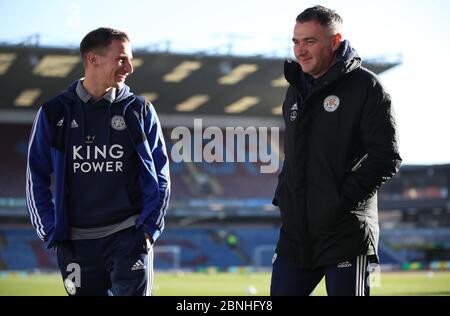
[26,27,170,296]
[271,5,401,296]
[79,27,130,61]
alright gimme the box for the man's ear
[332,33,342,52]
[86,51,98,67]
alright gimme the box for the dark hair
[79,27,129,59]
[296,5,343,34]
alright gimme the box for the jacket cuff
[144,225,161,244]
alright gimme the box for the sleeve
[272,162,285,207]
[142,101,171,243]
[340,78,402,210]
[26,107,55,242]
[272,86,291,207]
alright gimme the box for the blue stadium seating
[0,228,57,270]
[1,226,407,271]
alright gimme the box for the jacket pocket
[307,182,341,230]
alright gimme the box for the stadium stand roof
[0,45,400,126]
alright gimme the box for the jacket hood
[336,40,361,72]
[115,83,134,103]
[284,40,361,87]
[62,80,134,103]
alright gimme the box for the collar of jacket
[58,81,137,119]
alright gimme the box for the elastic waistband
[70,214,139,240]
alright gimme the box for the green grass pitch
[0,271,449,296]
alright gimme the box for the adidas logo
[56,117,64,127]
[290,103,298,111]
[337,261,352,268]
[131,259,145,271]
[71,120,79,128]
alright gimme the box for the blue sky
[1,0,450,164]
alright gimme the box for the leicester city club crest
[111,115,126,131]
[323,95,340,112]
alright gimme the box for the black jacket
[273,41,402,268]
